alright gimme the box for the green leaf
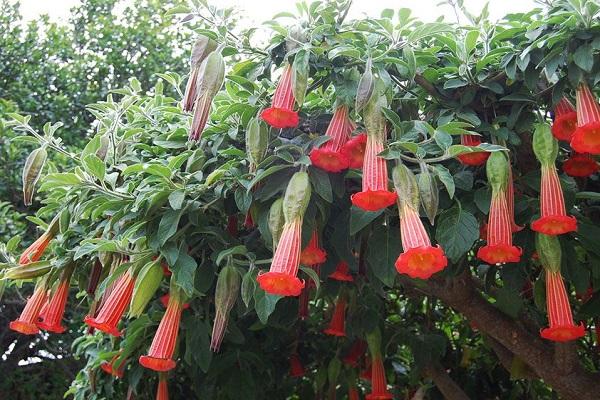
[435,203,478,262]
[173,249,197,297]
[573,44,593,72]
[494,286,523,318]
[254,288,281,324]
[349,206,383,235]
[158,209,183,246]
[367,226,400,287]
[309,167,332,202]
[432,165,455,199]
[83,154,106,181]
[168,189,185,210]
[300,266,320,290]
[216,245,247,266]
[407,22,453,43]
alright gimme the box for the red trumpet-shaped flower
[477,192,522,264]
[349,385,360,400]
[329,261,354,282]
[10,282,48,335]
[552,97,577,141]
[101,354,127,378]
[159,294,190,310]
[343,340,367,367]
[541,270,585,342]
[367,356,392,400]
[395,204,447,279]
[289,353,305,377]
[84,270,136,337]
[298,286,310,320]
[342,133,368,169]
[156,373,169,400]
[323,295,347,337]
[506,163,523,233]
[37,278,70,333]
[531,165,577,235]
[19,233,53,265]
[258,218,305,296]
[360,359,372,381]
[300,229,327,265]
[351,131,396,211]
[261,64,299,129]
[310,105,353,172]
[563,153,598,177]
[457,135,490,166]
[571,82,600,154]
[140,288,187,372]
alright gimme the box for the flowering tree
[3,0,600,399]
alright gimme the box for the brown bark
[424,363,470,400]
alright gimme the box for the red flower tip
[37,280,70,334]
[323,296,347,337]
[571,122,600,154]
[84,315,123,337]
[257,271,304,296]
[477,244,522,265]
[351,190,397,211]
[541,324,586,342]
[552,112,578,141]
[457,135,490,166]
[289,354,305,377]
[100,355,126,378]
[541,270,585,342]
[9,320,41,335]
[260,107,299,129]
[366,357,393,400]
[342,133,368,169]
[309,148,349,172]
[329,261,354,282]
[563,153,599,177]
[531,215,577,235]
[300,230,327,265]
[10,285,47,335]
[395,246,448,279]
[19,233,52,265]
[139,355,177,372]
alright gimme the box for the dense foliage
[3,0,600,399]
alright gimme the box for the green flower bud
[4,260,52,280]
[356,59,375,113]
[536,233,562,273]
[22,146,47,206]
[198,49,225,99]
[392,164,418,210]
[327,357,342,391]
[292,50,310,106]
[129,260,163,318]
[268,198,285,250]
[532,123,558,166]
[214,264,241,318]
[190,36,218,67]
[417,163,439,225]
[246,117,269,172]
[283,171,312,223]
[486,152,509,192]
[363,93,387,140]
[366,328,383,358]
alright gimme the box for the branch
[423,363,470,400]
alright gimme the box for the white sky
[19,0,539,24]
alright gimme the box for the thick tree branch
[423,363,471,400]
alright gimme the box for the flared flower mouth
[323,327,346,337]
[84,315,122,337]
[100,357,126,378]
[477,244,522,265]
[395,246,448,279]
[540,324,585,342]
[9,320,40,335]
[366,394,394,400]
[299,248,327,265]
[531,215,577,235]
[563,154,598,177]
[309,148,349,172]
[341,134,367,169]
[261,107,299,129]
[571,122,600,154]
[257,271,304,296]
[351,190,397,211]
[457,151,490,166]
[329,262,354,282]
[552,112,577,141]
[139,355,177,372]
[36,320,66,334]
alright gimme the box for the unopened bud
[22,146,47,206]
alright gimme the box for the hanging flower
[551,97,578,141]
[351,129,396,211]
[393,164,447,279]
[101,354,127,378]
[261,64,299,129]
[343,340,367,367]
[349,385,360,400]
[310,104,353,172]
[506,162,523,233]
[211,264,241,352]
[10,281,48,335]
[563,153,598,177]
[299,229,327,265]
[156,373,169,400]
[366,329,393,400]
[323,294,347,337]
[84,270,136,337]
[289,353,305,377]
[571,82,600,154]
[342,133,368,169]
[456,135,490,166]
[182,37,217,111]
[140,286,187,372]
[531,123,577,235]
[258,172,311,297]
[19,218,59,265]
[477,153,522,265]
[37,267,73,333]
[298,286,310,320]
[329,261,354,282]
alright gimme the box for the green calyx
[536,233,562,273]
[190,36,218,67]
[130,259,163,317]
[246,117,269,170]
[282,171,312,223]
[214,264,241,315]
[392,164,418,210]
[198,49,225,98]
[22,146,48,206]
[362,92,387,141]
[417,163,439,225]
[486,152,509,193]
[366,328,383,358]
[532,123,558,166]
[268,198,285,250]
